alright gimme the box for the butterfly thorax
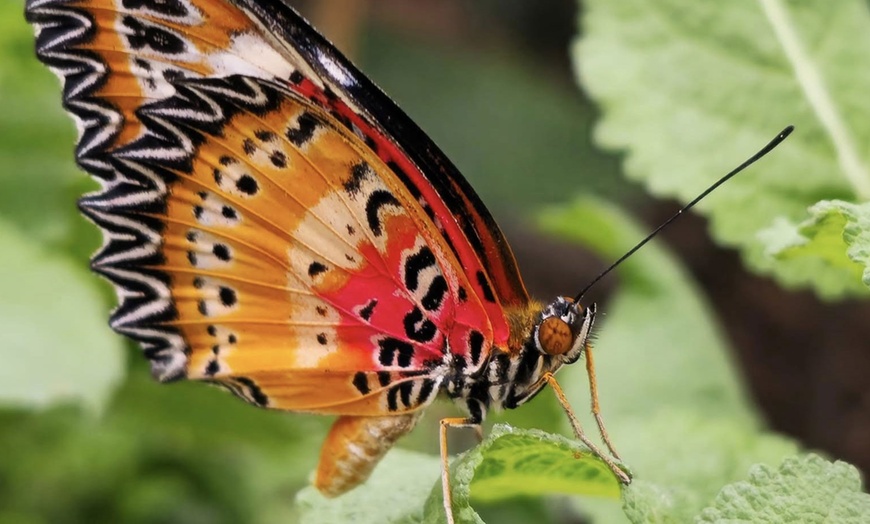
[444,297,596,423]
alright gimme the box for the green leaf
[298,425,623,524]
[616,411,798,524]
[697,454,870,523]
[573,0,870,297]
[759,200,870,295]
[0,219,124,411]
[422,425,624,524]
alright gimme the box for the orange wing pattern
[26,0,529,414]
[150,77,494,413]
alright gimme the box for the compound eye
[538,316,573,356]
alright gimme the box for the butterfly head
[534,297,596,364]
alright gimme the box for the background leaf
[697,454,870,523]
[573,0,870,297]
[760,200,870,292]
[0,219,124,411]
[421,425,624,524]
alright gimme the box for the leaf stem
[760,0,870,200]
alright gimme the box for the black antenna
[574,125,794,302]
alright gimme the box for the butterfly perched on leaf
[25,0,630,520]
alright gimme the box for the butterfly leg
[584,344,622,460]
[541,372,632,484]
[439,416,481,524]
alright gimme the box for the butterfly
[25,0,631,520]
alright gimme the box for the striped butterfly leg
[315,413,421,497]
[540,371,632,484]
[439,416,483,524]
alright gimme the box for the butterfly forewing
[27,0,531,417]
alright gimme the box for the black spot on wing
[286,111,318,146]
[255,129,276,141]
[269,150,287,168]
[221,206,237,220]
[377,371,391,387]
[386,386,399,411]
[399,381,414,408]
[469,330,485,366]
[404,246,436,292]
[418,379,436,404]
[403,307,437,343]
[236,175,259,195]
[359,299,377,321]
[308,261,327,277]
[365,190,401,237]
[421,275,447,311]
[476,271,496,303]
[352,372,370,395]
[378,338,414,368]
[212,244,230,261]
[344,161,369,195]
[219,286,237,307]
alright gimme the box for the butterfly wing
[27,0,528,414]
[237,0,530,309]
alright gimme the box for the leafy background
[1,0,869,522]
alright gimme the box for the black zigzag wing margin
[26,0,284,382]
[92,74,286,377]
[26,0,190,381]
[27,0,121,181]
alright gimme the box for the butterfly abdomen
[314,413,421,497]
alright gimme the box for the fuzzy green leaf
[759,200,870,294]
[0,220,124,410]
[421,425,624,524]
[697,454,870,523]
[573,0,870,297]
